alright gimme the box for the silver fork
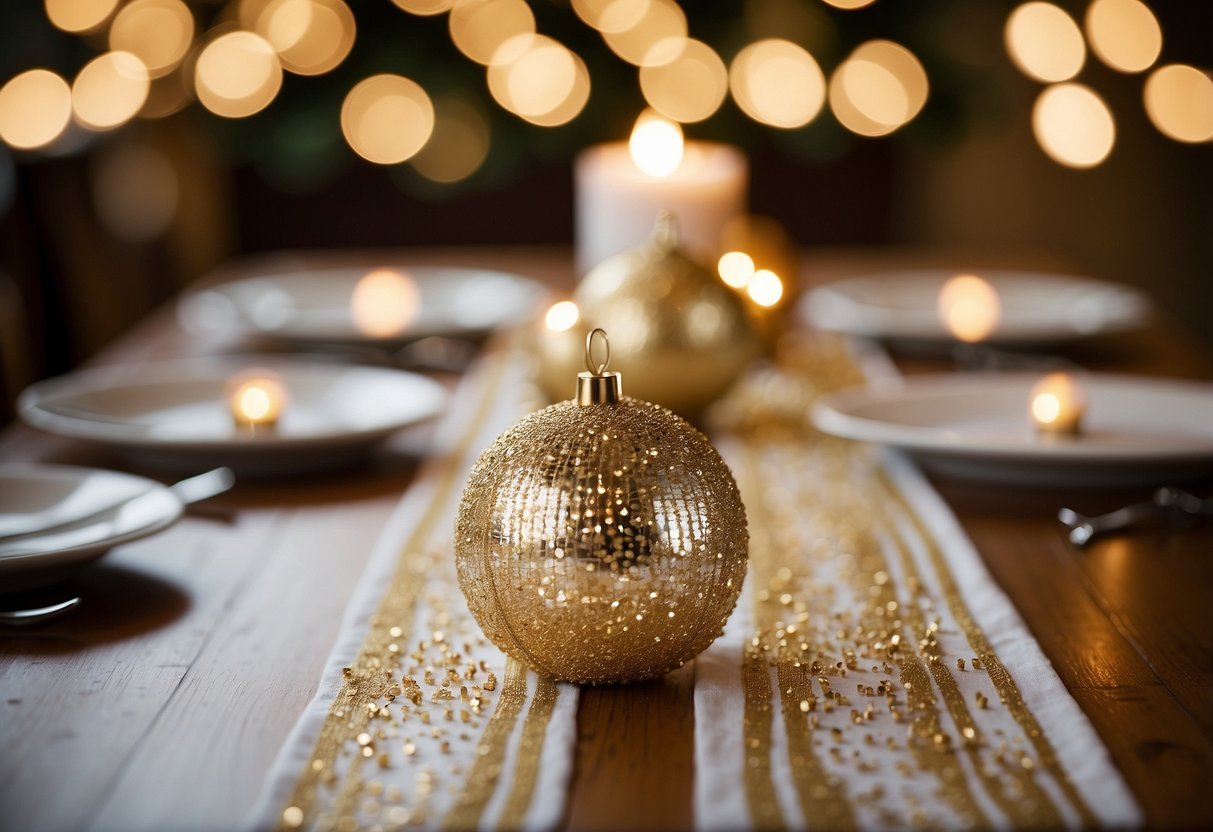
[1058,487,1213,547]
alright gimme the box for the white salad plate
[17,358,448,475]
[0,464,182,592]
[800,269,1151,346]
[811,373,1213,487]
[178,265,548,346]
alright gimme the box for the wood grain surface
[1,247,1210,831]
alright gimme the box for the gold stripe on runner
[497,675,560,829]
[442,658,531,831]
[742,651,786,831]
[776,661,856,830]
[276,343,514,832]
[877,470,1099,828]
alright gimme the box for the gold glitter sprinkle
[281,806,304,828]
[957,658,966,671]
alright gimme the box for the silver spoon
[1059,486,1213,547]
[0,596,81,626]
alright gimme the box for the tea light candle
[938,274,1001,342]
[574,109,747,275]
[1029,372,1086,435]
[227,370,287,430]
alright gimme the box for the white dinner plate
[811,373,1213,487]
[178,265,548,346]
[18,358,449,475]
[800,269,1151,346]
[0,464,182,593]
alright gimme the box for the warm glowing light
[256,0,357,76]
[1029,372,1085,435]
[747,269,784,308]
[341,74,435,164]
[729,39,825,129]
[717,251,755,289]
[108,0,194,79]
[545,300,581,332]
[487,35,590,126]
[411,97,491,183]
[92,141,178,241]
[821,0,877,8]
[1084,0,1161,74]
[640,39,727,123]
[602,0,687,67]
[938,274,1001,343]
[628,109,683,177]
[1005,2,1085,83]
[45,0,120,33]
[72,52,151,131]
[391,0,454,15]
[1032,83,1115,168]
[1144,65,1213,144]
[0,70,73,151]
[450,0,535,65]
[351,269,421,338]
[829,41,928,137]
[226,371,288,428]
[573,0,652,33]
[195,32,283,118]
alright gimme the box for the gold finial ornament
[536,212,762,419]
[455,330,749,684]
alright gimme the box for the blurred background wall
[0,0,1209,420]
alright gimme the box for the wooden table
[1,248,1210,831]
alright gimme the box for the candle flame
[351,268,421,338]
[938,274,1001,343]
[1029,372,1085,434]
[628,108,683,177]
[227,370,287,428]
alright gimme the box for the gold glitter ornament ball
[455,331,748,684]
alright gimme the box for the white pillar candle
[574,110,748,275]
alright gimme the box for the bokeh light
[195,31,284,118]
[821,0,877,8]
[1005,2,1085,83]
[938,274,1001,342]
[628,108,682,176]
[572,0,651,34]
[72,52,151,131]
[602,0,687,67]
[487,35,589,126]
[255,0,357,76]
[747,269,784,308]
[717,251,755,289]
[351,268,421,337]
[0,69,73,151]
[391,0,454,15]
[92,140,179,241]
[829,40,928,137]
[1084,0,1161,74]
[729,39,825,129]
[450,0,535,65]
[1032,83,1115,168]
[544,300,580,332]
[45,0,120,33]
[1144,65,1213,144]
[341,74,435,164]
[411,96,491,182]
[639,39,728,123]
[140,72,193,119]
[108,0,195,79]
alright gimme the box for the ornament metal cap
[576,328,622,405]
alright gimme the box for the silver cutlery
[0,596,81,626]
[1058,486,1213,546]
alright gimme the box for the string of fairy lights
[0,0,1209,182]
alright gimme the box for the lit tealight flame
[227,370,288,429]
[351,268,421,338]
[747,269,784,308]
[717,251,755,289]
[1029,372,1085,435]
[938,274,1001,343]
[544,300,580,332]
[629,109,683,177]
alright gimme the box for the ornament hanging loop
[585,328,611,375]
[577,328,622,406]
